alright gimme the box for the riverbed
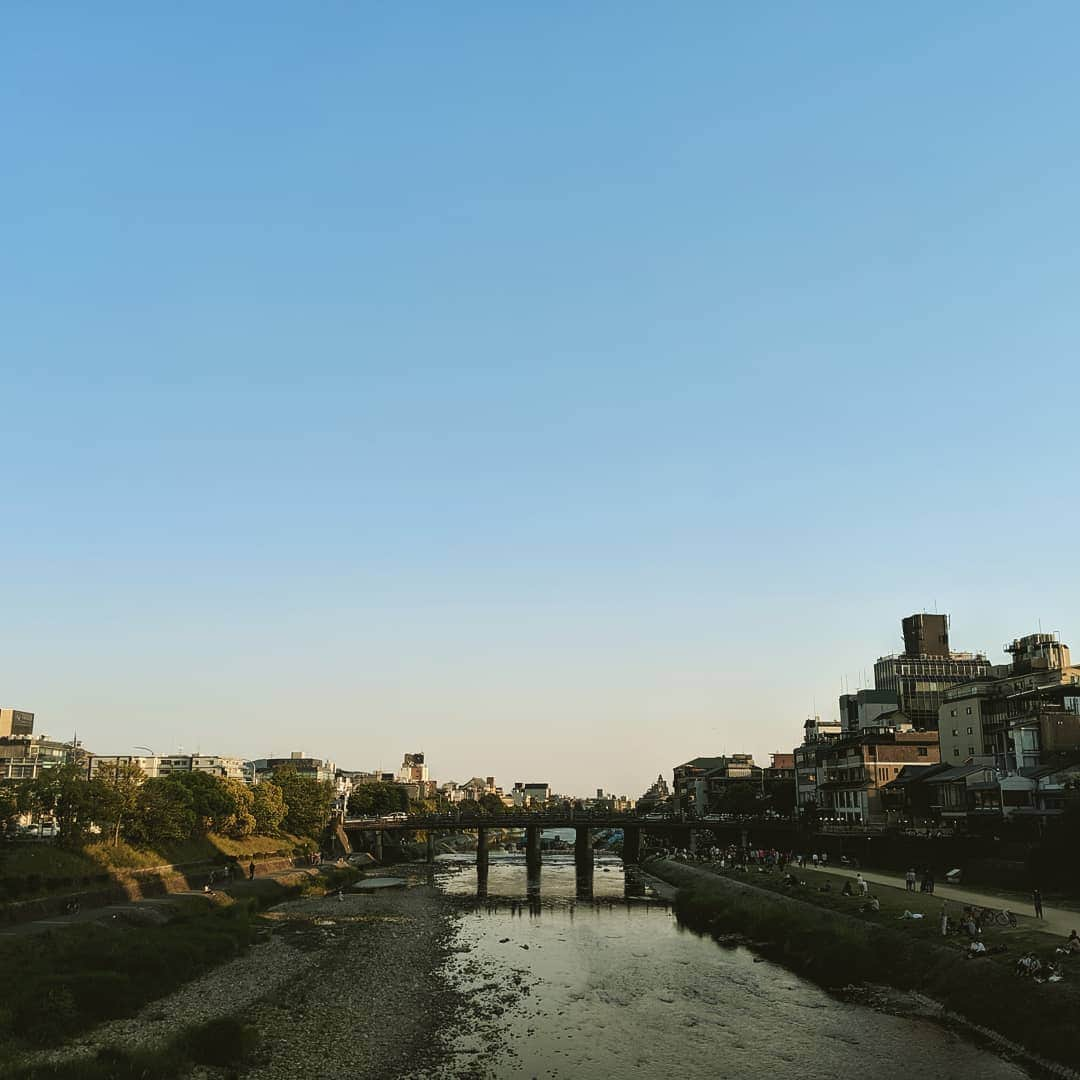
[422,853,1034,1080]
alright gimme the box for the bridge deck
[343,814,683,831]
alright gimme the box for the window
[966,707,973,714]
[918,747,928,757]
[950,709,957,717]
[968,747,976,756]
[953,748,960,757]
[951,729,959,737]
[966,727,973,735]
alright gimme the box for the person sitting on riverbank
[1016,953,1041,978]
[859,896,880,914]
[967,940,988,958]
[842,880,854,897]
[1055,931,1080,956]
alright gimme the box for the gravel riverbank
[23,867,465,1080]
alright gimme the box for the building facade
[873,614,991,730]
[814,728,941,824]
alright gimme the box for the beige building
[89,753,250,782]
[938,632,1080,767]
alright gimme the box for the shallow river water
[426,852,1032,1080]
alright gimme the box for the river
[420,850,1033,1080]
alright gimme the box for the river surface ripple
[423,853,1032,1080]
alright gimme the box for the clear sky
[3,3,1078,797]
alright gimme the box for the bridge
[341,811,713,872]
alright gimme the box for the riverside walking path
[824,864,1078,936]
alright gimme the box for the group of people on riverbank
[903,866,936,893]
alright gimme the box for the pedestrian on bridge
[1033,888,1044,919]
[248,860,256,881]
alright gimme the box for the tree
[716,783,760,816]
[0,783,19,835]
[347,782,408,819]
[252,781,287,835]
[268,766,335,838]
[764,779,797,817]
[91,761,145,846]
[477,793,505,816]
[219,779,256,838]
[129,777,196,847]
[159,771,236,833]
[23,765,96,847]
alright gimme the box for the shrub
[180,1016,259,1066]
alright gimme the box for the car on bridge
[380,812,407,821]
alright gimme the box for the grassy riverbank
[0,867,356,1073]
[0,833,315,904]
[650,859,1080,1072]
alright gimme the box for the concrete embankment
[648,859,1080,1079]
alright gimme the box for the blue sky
[3,3,1078,795]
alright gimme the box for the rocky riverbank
[20,867,464,1080]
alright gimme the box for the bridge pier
[477,827,489,874]
[575,825,593,899]
[374,830,383,863]
[525,825,542,871]
[622,825,641,865]
[426,832,436,864]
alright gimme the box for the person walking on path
[1033,888,1044,919]
[905,868,916,892]
[926,870,935,895]
[857,873,869,897]
[941,901,949,937]
[248,859,256,881]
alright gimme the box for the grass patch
[0,866,357,1067]
[654,860,1080,1071]
[5,1016,261,1080]
[0,833,313,903]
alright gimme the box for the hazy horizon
[4,5,1078,797]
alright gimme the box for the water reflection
[428,857,1033,1080]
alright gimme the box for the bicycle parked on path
[978,906,1018,927]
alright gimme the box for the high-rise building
[902,613,951,658]
[873,614,991,731]
[0,708,35,738]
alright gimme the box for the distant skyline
[3,5,1079,796]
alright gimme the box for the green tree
[268,766,334,838]
[129,777,196,847]
[0,783,19,834]
[251,781,287,834]
[24,765,96,847]
[161,772,235,833]
[347,782,408,818]
[477,792,505,816]
[717,783,760,816]
[219,779,256,838]
[91,761,145,845]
